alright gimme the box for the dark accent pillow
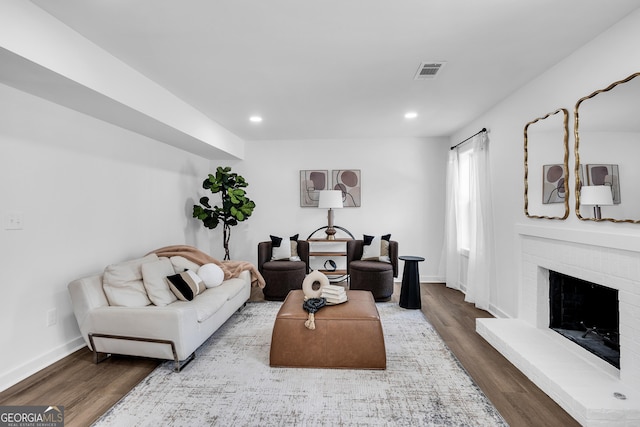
[269,235,284,247]
[363,234,391,245]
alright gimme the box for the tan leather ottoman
[269,289,386,369]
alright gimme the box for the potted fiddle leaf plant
[192,166,256,260]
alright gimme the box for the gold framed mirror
[574,72,640,223]
[524,108,569,220]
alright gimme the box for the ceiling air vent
[414,62,446,80]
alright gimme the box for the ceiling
[29,0,640,141]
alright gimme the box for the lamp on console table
[580,185,613,219]
[318,190,343,240]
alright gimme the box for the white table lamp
[580,185,614,219]
[318,190,343,240]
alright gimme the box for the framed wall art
[332,169,361,207]
[300,170,328,207]
[542,164,566,204]
[582,164,621,204]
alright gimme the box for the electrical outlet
[47,308,57,327]
[5,212,24,230]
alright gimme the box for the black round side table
[399,256,425,309]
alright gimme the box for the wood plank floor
[0,283,580,427]
[415,283,579,427]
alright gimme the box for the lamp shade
[318,190,343,209]
[580,186,614,206]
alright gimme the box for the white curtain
[442,132,495,310]
[463,133,495,310]
[442,149,460,290]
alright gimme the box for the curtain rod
[450,128,487,150]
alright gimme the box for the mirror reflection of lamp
[318,190,343,240]
[580,186,614,219]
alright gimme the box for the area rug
[92,301,507,426]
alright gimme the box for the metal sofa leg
[174,352,196,372]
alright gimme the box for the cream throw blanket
[150,245,265,289]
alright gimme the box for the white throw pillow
[361,234,392,263]
[198,263,225,288]
[170,255,200,272]
[270,234,300,261]
[361,236,382,260]
[103,253,158,307]
[141,258,177,306]
[271,242,292,260]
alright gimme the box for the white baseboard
[487,303,510,319]
[0,336,86,393]
[395,275,445,284]
[420,275,445,283]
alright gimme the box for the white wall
[451,9,640,318]
[213,138,449,281]
[0,83,214,391]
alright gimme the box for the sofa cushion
[141,258,177,306]
[349,259,394,273]
[186,289,227,322]
[190,273,250,321]
[102,254,158,307]
[204,275,248,302]
[198,263,225,288]
[167,270,205,301]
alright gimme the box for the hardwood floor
[0,349,159,427]
[415,283,580,427]
[0,283,580,427]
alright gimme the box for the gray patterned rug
[92,301,507,426]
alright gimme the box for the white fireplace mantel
[515,223,640,253]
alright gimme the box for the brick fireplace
[477,225,640,426]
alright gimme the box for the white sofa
[68,253,251,371]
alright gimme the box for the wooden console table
[307,238,351,276]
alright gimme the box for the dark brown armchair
[346,240,398,301]
[258,240,309,301]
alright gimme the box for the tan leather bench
[270,289,386,369]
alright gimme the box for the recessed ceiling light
[404,112,418,119]
[249,116,263,123]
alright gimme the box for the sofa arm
[389,240,399,277]
[346,240,364,273]
[257,242,272,272]
[297,240,310,272]
[68,274,109,332]
[83,305,199,360]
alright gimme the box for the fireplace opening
[549,270,619,368]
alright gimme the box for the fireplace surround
[477,225,640,426]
